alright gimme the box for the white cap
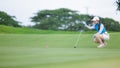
[92,16,100,21]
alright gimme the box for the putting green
[0,33,120,68]
[0,47,120,68]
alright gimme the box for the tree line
[31,8,120,31]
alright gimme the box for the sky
[0,0,120,26]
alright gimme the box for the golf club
[73,21,86,48]
[74,30,83,48]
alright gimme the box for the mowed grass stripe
[0,34,94,48]
[0,47,120,68]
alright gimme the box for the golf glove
[82,21,87,26]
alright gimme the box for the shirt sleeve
[97,24,104,34]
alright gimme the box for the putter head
[74,46,77,48]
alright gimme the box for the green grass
[0,25,120,68]
[0,25,80,34]
[0,32,120,68]
[0,47,120,68]
[0,25,117,34]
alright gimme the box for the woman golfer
[83,16,110,48]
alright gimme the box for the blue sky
[0,0,120,26]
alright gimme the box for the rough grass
[0,25,80,34]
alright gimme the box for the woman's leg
[94,34,104,44]
[94,38,99,43]
[94,34,106,48]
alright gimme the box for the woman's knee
[94,34,100,38]
[94,38,99,43]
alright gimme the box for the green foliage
[31,8,86,31]
[31,8,120,31]
[101,17,120,31]
[0,11,21,27]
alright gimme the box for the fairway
[0,33,120,68]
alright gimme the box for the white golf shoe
[97,44,105,48]
[103,41,107,46]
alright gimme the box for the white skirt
[93,32,110,41]
[102,32,110,41]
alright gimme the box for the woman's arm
[85,24,95,29]
[82,21,95,29]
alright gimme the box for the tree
[31,8,83,31]
[0,11,21,27]
[100,17,120,31]
[116,0,120,11]
[31,8,120,31]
